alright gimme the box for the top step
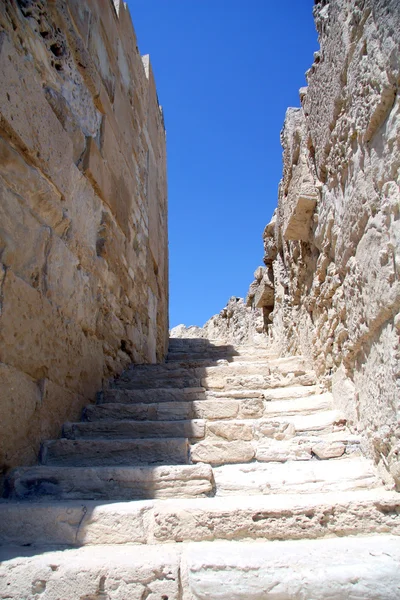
[167,339,277,362]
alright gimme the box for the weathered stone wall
[249,0,400,486]
[171,297,267,346]
[0,0,168,476]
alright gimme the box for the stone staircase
[1,338,399,599]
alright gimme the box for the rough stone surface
[243,0,400,488]
[1,489,399,547]
[0,545,181,600]
[171,297,267,345]
[0,0,168,477]
[185,536,400,600]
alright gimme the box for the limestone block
[253,269,275,309]
[0,363,41,470]
[8,464,213,501]
[312,440,345,459]
[0,33,73,196]
[283,192,318,242]
[256,438,312,462]
[41,438,189,467]
[255,420,296,440]
[58,166,102,270]
[263,236,278,264]
[206,421,253,442]
[63,419,205,440]
[0,137,68,236]
[263,393,332,417]
[82,137,114,212]
[263,384,319,401]
[151,490,400,545]
[191,440,255,465]
[0,500,151,546]
[185,536,400,600]
[0,270,103,397]
[0,545,181,600]
[0,183,50,290]
[45,235,98,332]
[254,281,274,309]
[100,117,137,236]
[254,266,265,281]
[213,457,381,496]
[192,400,239,420]
[238,398,265,419]
[245,279,259,306]
[44,87,86,163]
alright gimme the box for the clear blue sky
[127,0,317,328]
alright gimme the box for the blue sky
[127,0,317,328]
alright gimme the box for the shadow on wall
[0,338,240,561]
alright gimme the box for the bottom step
[0,536,399,599]
[185,535,400,599]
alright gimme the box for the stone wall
[249,0,400,486]
[171,296,267,347]
[0,0,168,476]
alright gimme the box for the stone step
[101,384,321,406]
[168,340,272,354]
[1,536,400,599]
[63,419,205,440]
[167,351,279,363]
[185,536,400,600]
[119,356,309,379]
[111,370,317,393]
[84,392,332,423]
[0,545,183,600]
[190,409,349,464]
[40,438,190,466]
[254,434,359,462]
[85,400,243,422]
[213,456,383,496]
[101,387,207,404]
[114,358,313,391]
[113,376,202,390]
[263,383,321,400]
[0,489,398,547]
[5,463,213,501]
[190,430,357,466]
[203,371,316,391]
[208,383,321,400]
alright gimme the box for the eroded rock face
[171,297,267,346]
[247,0,400,486]
[0,1,168,474]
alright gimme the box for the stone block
[0,270,103,397]
[254,279,274,309]
[45,235,98,332]
[312,440,346,459]
[0,182,50,291]
[191,440,255,465]
[206,421,253,441]
[283,192,318,242]
[0,545,181,600]
[184,536,400,600]
[0,137,68,236]
[256,438,313,462]
[0,363,41,470]
[0,32,73,196]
